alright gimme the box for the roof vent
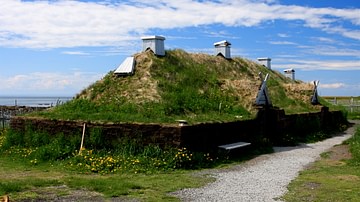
[257,57,271,69]
[214,40,231,59]
[283,68,295,80]
[141,35,166,56]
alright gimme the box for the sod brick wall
[10,107,347,151]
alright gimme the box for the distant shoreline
[0,96,72,107]
[0,96,73,98]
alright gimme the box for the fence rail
[0,111,10,129]
[323,96,360,113]
[0,106,48,130]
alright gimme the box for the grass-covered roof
[34,49,322,124]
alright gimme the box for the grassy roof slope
[37,49,321,124]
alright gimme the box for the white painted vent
[141,35,166,56]
[114,57,135,76]
[284,68,295,80]
[257,57,271,69]
[214,40,231,59]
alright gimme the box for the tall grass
[151,50,249,117]
[346,112,360,120]
[347,126,360,165]
[0,128,229,174]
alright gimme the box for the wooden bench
[176,120,188,126]
[218,142,251,150]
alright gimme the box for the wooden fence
[323,96,360,113]
[0,110,10,130]
[0,106,48,130]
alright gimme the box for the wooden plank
[218,142,251,150]
[79,123,86,155]
[114,57,135,75]
[176,119,188,126]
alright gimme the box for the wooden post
[1,194,9,202]
[1,111,3,130]
[79,123,86,155]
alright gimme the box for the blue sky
[0,0,359,97]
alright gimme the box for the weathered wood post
[79,123,86,155]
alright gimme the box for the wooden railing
[322,96,360,112]
[0,106,47,129]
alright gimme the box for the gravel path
[173,120,359,202]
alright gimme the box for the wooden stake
[1,194,9,202]
[79,123,86,155]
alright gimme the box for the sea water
[0,96,73,107]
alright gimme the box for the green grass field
[0,156,212,201]
[1,122,357,201]
[0,127,231,201]
[322,96,360,120]
[282,125,360,201]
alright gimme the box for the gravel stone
[173,121,359,202]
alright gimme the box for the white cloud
[320,83,346,89]
[0,71,103,96]
[306,46,360,58]
[0,0,359,49]
[202,30,241,39]
[61,51,90,55]
[269,41,297,45]
[275,54,298,58]
[311,37,335,43]
[274,59,360,71]
[322,26,360,41]
[278,33,290,38]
